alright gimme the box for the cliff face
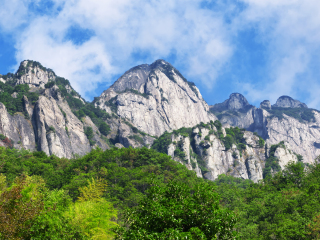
[0,60,154,157]
[154,122,298,183]
[210,93,320,164]
[16,60,56,88]
[96,60,216,137]
[0,59,314,182]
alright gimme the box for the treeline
[0,147,236,239]
[1,146,320,239]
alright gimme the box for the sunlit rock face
[163,124,299,183]
[16,60,56,88]
[96,59,216,137]
[210,94,320,164]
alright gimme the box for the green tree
[99,122,111,136]
[115,181,237,239]
[66,178,118,239]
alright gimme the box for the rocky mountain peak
[227,93,250,110]
[260,100,271,109]
[105,59,173,95]
[15,60,56,88]
[210,93,251,112]
[273,95,308,108]
[96,59,215,136]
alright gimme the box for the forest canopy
[1,146,320,239]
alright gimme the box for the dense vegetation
[1,146,320,239]
[0,146,237,239]
[0,82,39,116]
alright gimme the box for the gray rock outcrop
[210,93,320,164]
[96,59,216,137]
[162,123,298,183]
[16,60,55,88]
[260,100,271,110]
[272,96,308,108]
[210,93,252,112]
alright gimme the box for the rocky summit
[272,95,308,108]
[95,59,216,137]
[0,59,319,182]
[210,93,320,164]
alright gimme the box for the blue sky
[1,0,320,109]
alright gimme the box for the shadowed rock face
[210,93,251,112]
[273,96,308,108]
[97,59,216,137]
[260,100,271,109]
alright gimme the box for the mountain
[0,60,156,158]
[210,93,320,164]
[152,121,300,182]
[0,59,319,183]
[94,59,216,137]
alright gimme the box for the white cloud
[237,0,320,107]
[7,0,234,99]
[2,0,320,108]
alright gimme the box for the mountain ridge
[0,59,319,181]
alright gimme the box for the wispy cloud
[3,0,234,99]
[1,0,320,108]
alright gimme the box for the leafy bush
[0,134,6,141]
[232,151,237,159]
[99,122,110,136]
[44,81,55,88]
[263,142,284,178]
[115,181,237,239]
[84,127,95,146]
[0,82,39,115]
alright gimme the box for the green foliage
[263,142,284,178]
[174,140,187,161]
[105,96,118,113]
[258,137,265,148]
[3,144,320,239]
[125,89,150,99]
[223,127,246,151]
[0,82,39,115]
[128,135,144,144]
[99,122,111,136]
[216,161,320,239]
[115,181,237,239]
[44,81,55,88]
[47,126,55,133]
[84,127,96,146]
[172,127,193,138]
[152,131,172,154]
[0,134,6,140]
[123,120,147,136]
[266,106,318,122]
[232,151,237,159]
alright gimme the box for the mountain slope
[0,60,153,157]
[210,93,320,164]
[95,59,216,137]
[152,120,299,182]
